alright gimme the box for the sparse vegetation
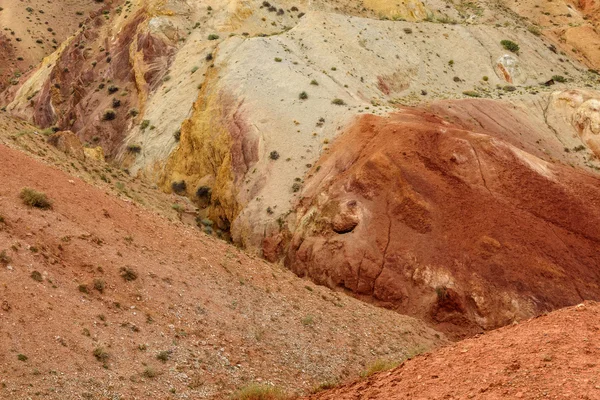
[360,359,400,378]
[552,75,567,83]
[208,34,219,40]
[20,188,52,209]
[331,98,346,106]
[299,91,308,100]
[233,384,287,400]
[269,151,280,160]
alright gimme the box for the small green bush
[552,75,567,83]
[528,25,541,36]
[20,188,52,209]
[208,34,219,40]
[462,90,480,97]
[500,39,520,53]
[299,91,308,100]
[331,98,346,105]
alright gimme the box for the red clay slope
[286,105,600,337]
[306,301,600,400]
[0,143,444,398]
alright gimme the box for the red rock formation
[285,106,600,337]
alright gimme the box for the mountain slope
[0,142,445,398]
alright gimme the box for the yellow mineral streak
[160,66,241,228]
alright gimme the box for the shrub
[528,25,541,36]
[112,98,121,108]
[144,367,159,378]
[140,120,150,129]
[174,130,181,141]
[93,279,105,293]
[403,27,412,34]
[310,79,318,85]
[208,34,219,40]
[360,359,400,378]
[102,109,116,121]
[462,90,480,97]
[31,271,43,282]
[500,39,520,53]
[552,75,567,83]
[269,151,280,160]
[119,267,138,281]
[20,188,52,209]
[93,347,109,362]
[233,384,287,400]
[299,91,308,100]
[171,180,187,194]
[196,186,211,199]
[126,144,142,153]
[107,85,118,94]
[156,350,172,362]
[78,284,89,294]
[17,354,28,362]
[274,57,282,62]
[129,108,139,117]
[331,98,346,105]
[0,250,11,264]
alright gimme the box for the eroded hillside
[2,0,600,340]
[0,140,445,398]
[0,0,119,90]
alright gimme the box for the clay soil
[0,142,445,399]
